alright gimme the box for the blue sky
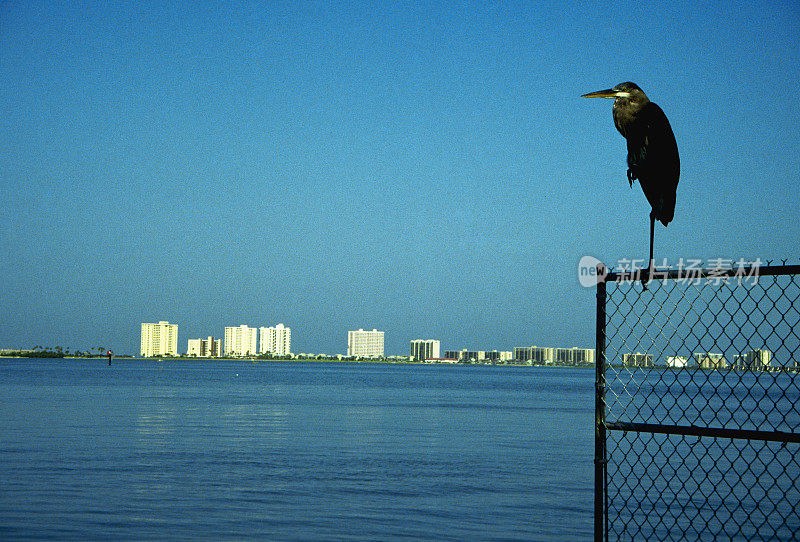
[1,0,799,355]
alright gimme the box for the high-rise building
[348,329,384,358]
[514,346,554,365]
[444,349,486,362]
[187,336,221,357]
[733,350,773,370]
[224,325,258,357]
[666,356,689,368]
[554,347,596,366]
[693,352,727,369]
[141,321,178,357]
[410,339,440,362]
[259,324,291,356]
[484,350,513,362]
[623,352,654,367]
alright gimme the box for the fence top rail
[602,263,800,283]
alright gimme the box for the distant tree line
[1,346,112,358]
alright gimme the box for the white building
[187,339,201,357]
[514,346,555,365]
[348,329,384,358]
[225,325,258,357]
[733,349,772,370]
[693,352,727,369]
[259,324,291,356]
[428,357,459,364]
[187,336,221,357]
[444,349,486,362]
[554,347,596,366]
[666,356,689,368]
[141,321,178,357]
[485,350,513,362]
[410,339,440,362]
[623,352,654,367]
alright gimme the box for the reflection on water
[136,410,177,436]
[136,404,290,440]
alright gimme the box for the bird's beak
[581,88,629,99]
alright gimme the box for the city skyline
[133,319,597,359]
[2,2,799,355]
[20,320,779,369]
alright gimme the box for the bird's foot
[627,169,636,188]
[640,259,653,291]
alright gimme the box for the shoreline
[0,355,594,368]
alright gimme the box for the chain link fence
[595,263,800,541]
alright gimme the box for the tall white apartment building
[187,336,222,357]
[485,350,513,362]
[666,356,689,368]
[554,347,596,366]
[259,324,291,356]
[740,349,772,370]
[141,321,178,357]
[624,352,654,367]
[514,346,554,365]
[410,339,440,362]
[348,329,384,358]
[224,325,258,357]
[693,352,727,369]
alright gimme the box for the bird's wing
[627,102,680,224]
[627,103,680,182]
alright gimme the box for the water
[603,366,800,540]
[0,359,594,540]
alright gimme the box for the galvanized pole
[594,268,607,542]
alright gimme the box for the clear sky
[2,1,799,356]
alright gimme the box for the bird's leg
[642,211,655,289]
[627,169,636,188]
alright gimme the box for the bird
[582,82,680,285]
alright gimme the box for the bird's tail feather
[658,191,676,226]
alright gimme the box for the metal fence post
[594,269,607,542]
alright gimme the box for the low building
[444,349,486,362]
[426,357,459,364]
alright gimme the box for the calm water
[0,359,594,541]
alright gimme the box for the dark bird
[582,82,679,284]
